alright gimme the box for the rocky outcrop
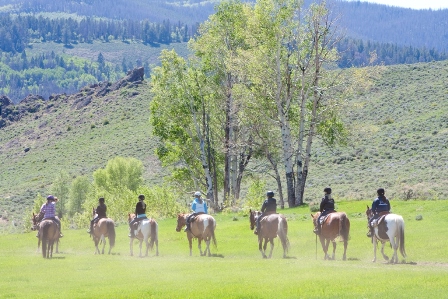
[0,67,145,128]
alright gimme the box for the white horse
[366,206,407,263]
[128,214,159,257]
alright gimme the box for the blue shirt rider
[185,191,208,232]
[313,187,336,235]
[254,191,277,235]
[129,194,147,238]
[367,188,391,237]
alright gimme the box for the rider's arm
[204,202,208,214]
[191,201,196,212]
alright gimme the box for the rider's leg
[129,218,137,237]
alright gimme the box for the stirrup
[184,227,189,232]
[59,233,63,238]
[253,229,258,235]
[313,229,320,235]
[366,231,372,238]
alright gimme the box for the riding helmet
[138,194,145,200]
[46,195,55,201]
[99,197,105,203]
[194,191,201,197]
[266,191,275,197]
[377,188,385,195]
[324,187,332,194]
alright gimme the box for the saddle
[371,211,390,227]
[318,211,336,225]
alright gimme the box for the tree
[50,171,70,218]
[68,175,91,217]
[93,156,143,192]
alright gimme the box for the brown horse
[31,213,59,255]
[176,213,217,256]
[249,210,289,259]
[91,209,116,255]
[311,212,350,260]
[39,220,60,258]
[128,213,159,257]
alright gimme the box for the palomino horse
[31,213,59,255]
[249,210,289,259]
[366,205,406,263]
[128,213,159,257]
[91,209,116,255]
[176,213,217,256]
[311,212,350,260]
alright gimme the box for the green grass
[1,200,447,298]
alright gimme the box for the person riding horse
[313,187,336,235]
[367,188,391,237]
[184,191,208,232]
[37,195,63,238]
[254,191,277,235]
[129,194,147,238]
[87,197,107,234]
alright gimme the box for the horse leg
[342,239,348,261]
[205,238,211,257]
[372,237,377,262]
[129,238,134,256]
[198,238,204,256]
[188,236,193,256]
[331,240,336,260]
[139,239,143,257]
[55,238,59,254]
[380,241,389,262]
[320,236,328,260]
[101,235,106,254]
[155,237,159,256]
[144,236,150,257]
[389,235,398,263]
[268,238,274,259]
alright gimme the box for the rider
[184,191,208,232]
[313,187,336,235]
[87,197,107,234]
[254,191,277,235]
[367,188,391,237]
[128,194,147,238]
[38,195,63,237]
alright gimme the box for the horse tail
[339,213,350,242]
[149,220,158,251]
[107,220,116,248]
[278,216,290,253]
[210,218,217,249]
[398,218,406,258]
[41,222,49,258]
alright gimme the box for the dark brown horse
[31,213,59,255]
[176,213,217,256]
[128,213,159,257]
[91,209,116,255]
[311,212,350,260]
[249,210,289,259]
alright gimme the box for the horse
[128,213,159,257]
[311,212,350,260]
[91,209,116,255]
[366,205,406,263]
[175,213,217,257]
[249,210,289,259]
[31,213,59,255]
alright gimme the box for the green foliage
[242,178,266,211]
[50,171,70,219]
[68,175,91,217]
[93,156,143,192]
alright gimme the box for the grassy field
[1,200,447,298]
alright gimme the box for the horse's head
[310,212,321,228]
[176,214,187,232]
[31,213,39,231]
[128,213,136,223]
[249,209,260,230]
[366,205,373,219]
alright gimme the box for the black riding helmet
[377,188,385,196]
[99,197,105,203]
[138,194,145,200]
[324,187,332,194]
[266,191,274,197]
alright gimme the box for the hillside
[1,60,448,228]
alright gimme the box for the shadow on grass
[347,257,360,261]
[209,253,225,258]
[50,256,66,259]
[283,256,297,260]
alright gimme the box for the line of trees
[0,14,198,53]
[150,0,381,209]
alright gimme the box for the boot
[313,226,320,235]
[366,227,373,238]
[184,224,190,232]
[253,228,258,235]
